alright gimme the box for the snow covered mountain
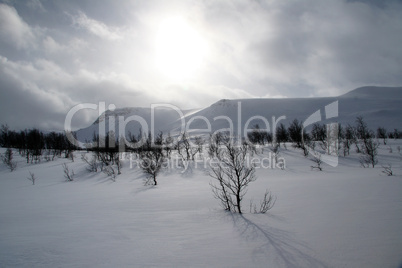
[75,86,402,142]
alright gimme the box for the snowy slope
[1,142,402,267]
[75,86,402,142]
[75,107,195,143]
[177,86,402,137]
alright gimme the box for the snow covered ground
[1,141,402,267]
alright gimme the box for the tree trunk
[236,190,242,214]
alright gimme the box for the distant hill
[75,86,402,142]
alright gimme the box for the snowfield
[1,142,402,267]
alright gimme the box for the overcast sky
[1,0,402,131]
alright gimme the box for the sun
[154,17,208,81]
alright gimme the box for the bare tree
[270,143,283,170]
[27,171,36,185]
[288,119,304,149]
[98,152,110,170]
[355,116,372,153]
[249,190,276,214]
[248,124,270,145]
[177,132,199,161]
[0,124,9,147]
[139,133,164,186]
[275,123,288,147]
[208,132,226,158]
[242,140,257,156]
[103,165,117,182]
[355,116,371,141]
[310,155,323,171]
[177,132,191,161]
[163,133,174,159]
[302,145,309,157]
[343,124,355,156]
[141,150,164,185]
[194,136,205,156]
[353,117,379,168]
[114,153,122,175]
[311,123,327,150]
[377,127,388,145]
[62,163,75,181]
[393,129,400,139]
[359,138,379,168]
[270,143,280,158]
[209,142,256,214]
[381,164,393,176]
[1,148,17,171]
[81,153,99,172]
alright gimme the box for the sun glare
[155,17,208,81]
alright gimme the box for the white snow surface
[1,142,402,267]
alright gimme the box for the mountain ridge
[75,86,402,142]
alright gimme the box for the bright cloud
[71,11,123,41]
[0,3,35,49]
[0,0,401,131]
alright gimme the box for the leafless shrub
[69,150,75,162]
[62,163,75,181]
[302,145,309,157]
[177,132,199,161]
[270,143,280,154]
[98,152,110,169]
[27,171,36,185]
[270,143,279,159]
[194,136,205,155]
[140,149,164,186]
[377,127,388,145]
[115,154,122,175]
[249,190,276,214]
[310,155,323,171]
[43,150,52,162]
[1,148,17,171]
[381,164,393,176]
[342,124,355,156]
[359,138,379,168]
[103,165,117,182]
[309,141,316,151]
[81,153,98,172]
[208,132,226,158]
[270,143,282,166]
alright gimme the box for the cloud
[199,0,402,96]
[0,0,401,132]
[0,56,76,130]
[71,11,123,41]
[0,3,36,49]
[27,0,46,12]
[0,52,256,131]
